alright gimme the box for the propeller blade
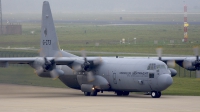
[72,64,82,72]
[50,69,64,79]
[93,57,102,65]
[167,60,176,68]
[33,57,46,75]
[39,48,46,57]
[34,57,45,65]
[193,47,199,61]
[196,70,200,78]
[87,71,95,82]
[81,50,89,65]
[193,47,199,57]
[35,66,44,75]
[183,60,192,69]
[156,48,162,60]
[50,70,59,79]
[50,59,56,67]
[81,50,87,58]
[53,51,63,62]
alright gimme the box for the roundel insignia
[44,28,47,37]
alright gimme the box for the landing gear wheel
[151,91,161,98]
[151,91,157,98]
[157,92,161,98]
[116,91,123,96]
[84,92,91,96]
[123,91,129,96]
[90,91,97,96]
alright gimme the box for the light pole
[134,38,137,44]
[0,0,2,34]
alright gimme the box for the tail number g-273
[43,40,51,45]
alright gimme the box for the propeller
[81,50,95,82]
[34,51,64,79]
[81,50,91,71]
[156,48,175,68]
[72,50,102,82]
[156,48,162,60]
[183,47,200,77]
[167,60,176,68]
[183,59,192,69]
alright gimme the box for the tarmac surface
[0,84,200,112]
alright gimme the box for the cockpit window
[148,63,167,70]
[157,65,167,69]
[147,63,156,70]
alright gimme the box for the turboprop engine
[31,57,64,78]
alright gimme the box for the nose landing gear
[151,91,161,98]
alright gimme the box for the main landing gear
[151,91,161,98]
[116,91,129,96]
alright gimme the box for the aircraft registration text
[120,71,149,77]
[43,40,51,45]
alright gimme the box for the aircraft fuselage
[41,57,173,93]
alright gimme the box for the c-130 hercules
[0,1,173,98]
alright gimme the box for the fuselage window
[149,73,154,78]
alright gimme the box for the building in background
[0,24,22,35]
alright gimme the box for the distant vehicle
[0,1,173,98]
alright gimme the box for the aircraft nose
[157,74,173,91]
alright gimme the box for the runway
[0,84,200,112]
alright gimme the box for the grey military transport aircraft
[0,1,174,98]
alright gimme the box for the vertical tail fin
[40,1,60,57]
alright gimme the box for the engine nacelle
[168,68,177,77]
[78,75,110,91]
[176,57,196,71]
[81,84,94,92]
[31,57,64,78]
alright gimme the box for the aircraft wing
[0,57,100,66]
[0,57,76,65]
[125,57,186,61]
[0,57,37,64]
[0,56,189,65]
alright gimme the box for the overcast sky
[2,0,200,13]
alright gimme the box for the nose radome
[157,74,173,91]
